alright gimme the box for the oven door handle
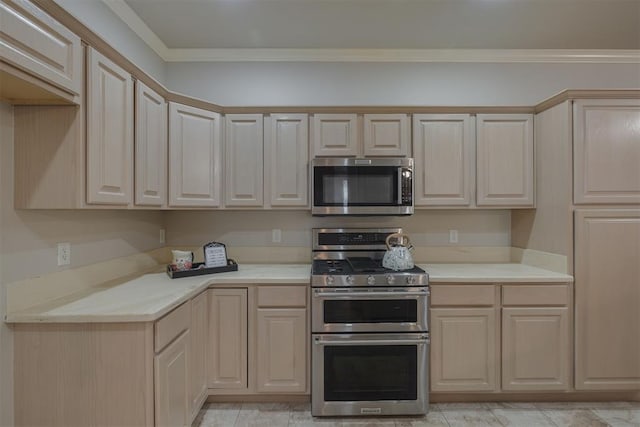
[314,290,429,298]
[314,338,430,346]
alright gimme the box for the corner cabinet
[0,0,82,103]
[575,209,640,390]
[86,47,133,206]
[168,102,222,207]
[413,114,474,207]
[476,114,534,207]
[573,99,640,204]
[265,114,309,207]
[135,81,167,207]
[224,114,264,207]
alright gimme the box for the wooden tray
[166,259,238,279]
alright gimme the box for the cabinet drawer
[0,0,82,95]
[502,285,570,306]
[257,286,307,308]
[155,301,190,353]
[430,285,496,306]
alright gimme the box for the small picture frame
[203,242,228,268]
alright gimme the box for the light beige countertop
[5,263,572,323]
[420,263,573,283]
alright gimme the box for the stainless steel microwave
[311,158,414,216]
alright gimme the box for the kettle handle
[385,233,411,249]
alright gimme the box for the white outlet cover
[57,242,71,266]
[272,229,282,243]
[449,230,459,244]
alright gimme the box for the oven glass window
[324,345,417,401]
[324,299,417,324]
[314,166,399,206]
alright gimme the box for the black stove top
[312,258,425,275]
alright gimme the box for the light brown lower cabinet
[155,330,190,427]
[190,291,209,418]
[430,283,571,394]
[207,285,309,395]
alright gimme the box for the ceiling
[122,0,640,50]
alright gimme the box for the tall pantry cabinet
[571,99,640,390]
[531,97,640,392]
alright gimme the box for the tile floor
[192,401,640,427]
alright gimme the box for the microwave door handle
[397,167,403,205]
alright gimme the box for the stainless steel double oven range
[311,228,430,417]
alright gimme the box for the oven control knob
[406,275,416,285]
[326,275,334,285]
[346,275,355,285]
[367,275,376,285]
[386,275,395,285]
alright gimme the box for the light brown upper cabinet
[134,81,167,207]
[573,99,640,204]
[168,102,222,207]
[224,114,264,207]
[86,47,133,206]
[575,209,640,391]
[413,114,474,206]
[363,114,410,157]
[0,0,82,103]
[476,114,534,207]
[265,114,309,207]
[312,114,358,157]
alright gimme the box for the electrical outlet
[57,242,71,266]
[159,229,165,244]
[449,229,459,244]
[272,229,282,243]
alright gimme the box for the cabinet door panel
[312,114,358,157]
[574,99,640,204]
[225,114,264,207]
[430,307,498,392]
[208,288,248,389]
[190,292,208,418]
[476,114,534,207]
[169,103,221,207]
[86,48,133,205]
[502,307,569,391]
[364,114,410,157]
[575,209,640,390]
[413,114,473,206]
[155,331,189,427]
[0,0,82,95]
[256,308,307,393]
[135,81,167,206]
[265,114,309,207]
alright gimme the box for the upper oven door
[312,158,413,216]
[311,286,429,333]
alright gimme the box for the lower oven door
[312,333,429,417]
[311,286,429,333]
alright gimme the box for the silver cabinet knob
[346,275,355,285]
[326,275,334,285]
[386,275,395,285]
[367,275,376,285]
[406,275,416,285]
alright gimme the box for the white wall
[53,0,166,84]
[166,62,640,106]
[0,104,13,427]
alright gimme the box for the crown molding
[164,48,640,63]
[101,0,170,59]
[103,1,640,64]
